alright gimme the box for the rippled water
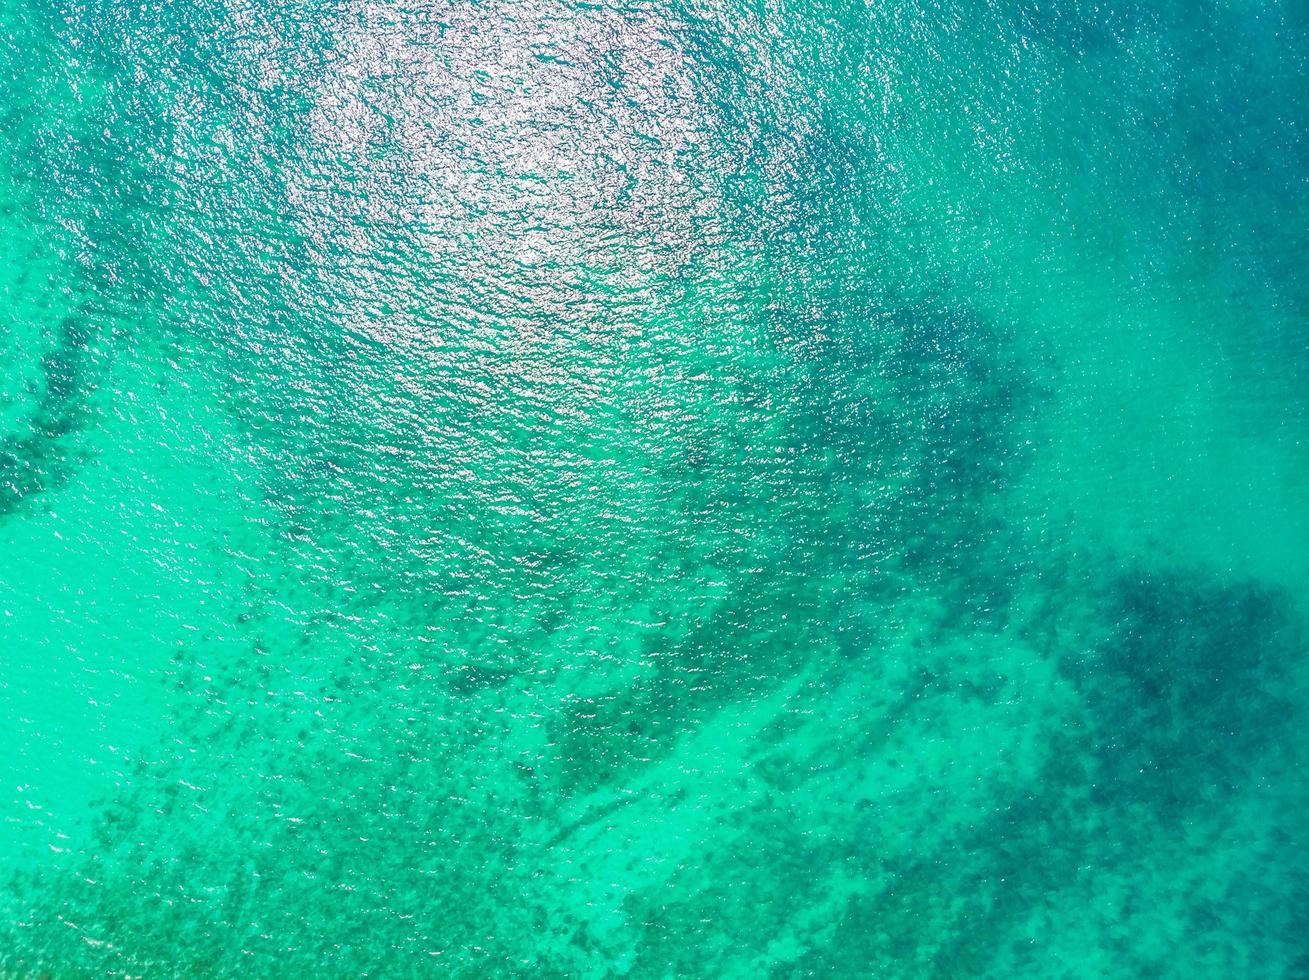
[3,0,1308,975]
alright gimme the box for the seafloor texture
[2,0,1308,976]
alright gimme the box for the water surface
[2,0,1307,975]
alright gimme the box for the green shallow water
[2,0,1308,975]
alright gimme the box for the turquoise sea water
[3,0,1308,975]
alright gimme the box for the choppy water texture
[3,0,1308,975]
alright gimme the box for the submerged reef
[0,316,93,518]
